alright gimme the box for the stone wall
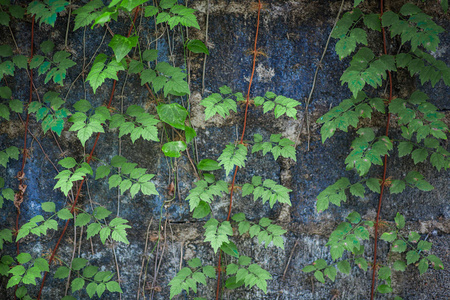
[0,0,449,299]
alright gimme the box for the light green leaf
[108,35,138,62]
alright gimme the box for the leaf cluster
[0,0,25,27]
[252,134,296,161]
[54,157,93,196]
[77,207,132,245]
[218,143,248,176]
[30,41,76,85]
[168,258,215,299]
[254,91,301,119]
[242,176,292,208]
[232,213,286,249]
[96,155,158,198]
[0,85,23,120]
[27,0,68,27]
[5,254,49,288]
[148,0,201,30]
[86,54,125,94]
[376,213,443,293]
[382,4,445,53]
[186,173,228,218]
[28,91,69,136]
[200,85,242,120]
[345,128,393,176]
[110,104,159,144]
[54,258,122,298]
[69,100,111,146]
[225,256,272,293]
[316,91,385,143]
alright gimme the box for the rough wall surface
[0,0,449,299]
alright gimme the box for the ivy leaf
[394,212,405,229]
[157,103,188,130]
[218,143,248,176]
[106,281,123,293]
[161,141,187,158]
[203,219,232,253]
[41,202,56,213]
[71,278,85,293]
[197,159,221,171]
[406,250,420,265]
[187,40,209,55]
[390,180,405,194]
[418,258,429,275]
[366,178,380,193]
[28,0,69,27]
[86,54,125,93]
[411,148,428,164]
[337,260,351,274]
[58,157,77,169]
[349,183,365,198]
[314,270,325,283]
[108,35,138,62]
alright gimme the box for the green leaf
[75,213,91,227]
[197,159,221,171]
[366,178,380,193]
[393,260,406,271]
[417,240,432,252]
[411,148,428,164]
[418,258,428,275]
[346,211,361,224]
[58,157,77,169]
[427,255,444,270]
[218,143,248,176]
[221,241,239,258]
[106,281,123,293]
[16,253,32,264]
[349,183,365,198]
[392,240,407,253]
[41,201,56,213]
[377,284,393,293]
[108,35,138,62]
[157,103,188,130]
[314,270,325,283]
[0,44,13,58]
[55,266,70,278]
[86,282,97,298]
[0,86,12,100]
[95,165,111,180]
[390,180,405,194]
[94,206,112,220]
[187,40,209,55]
[162,141,187,158]
[337,260,351,274]
[394,212,405,229]
[192,201,211,219]
[71,277,85,293]
[40,40,55,55]
[57,208,73,220]
[381,231,397,242]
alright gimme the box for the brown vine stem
[371,0,393,299]
[37,7,140,299]
[215,1,262,299]
[14,14,35,300]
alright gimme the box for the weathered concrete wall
[0,0,449,299]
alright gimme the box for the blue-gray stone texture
[0,0,449,299]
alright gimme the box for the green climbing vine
[304,0,448,299]
[0,0,448,299]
